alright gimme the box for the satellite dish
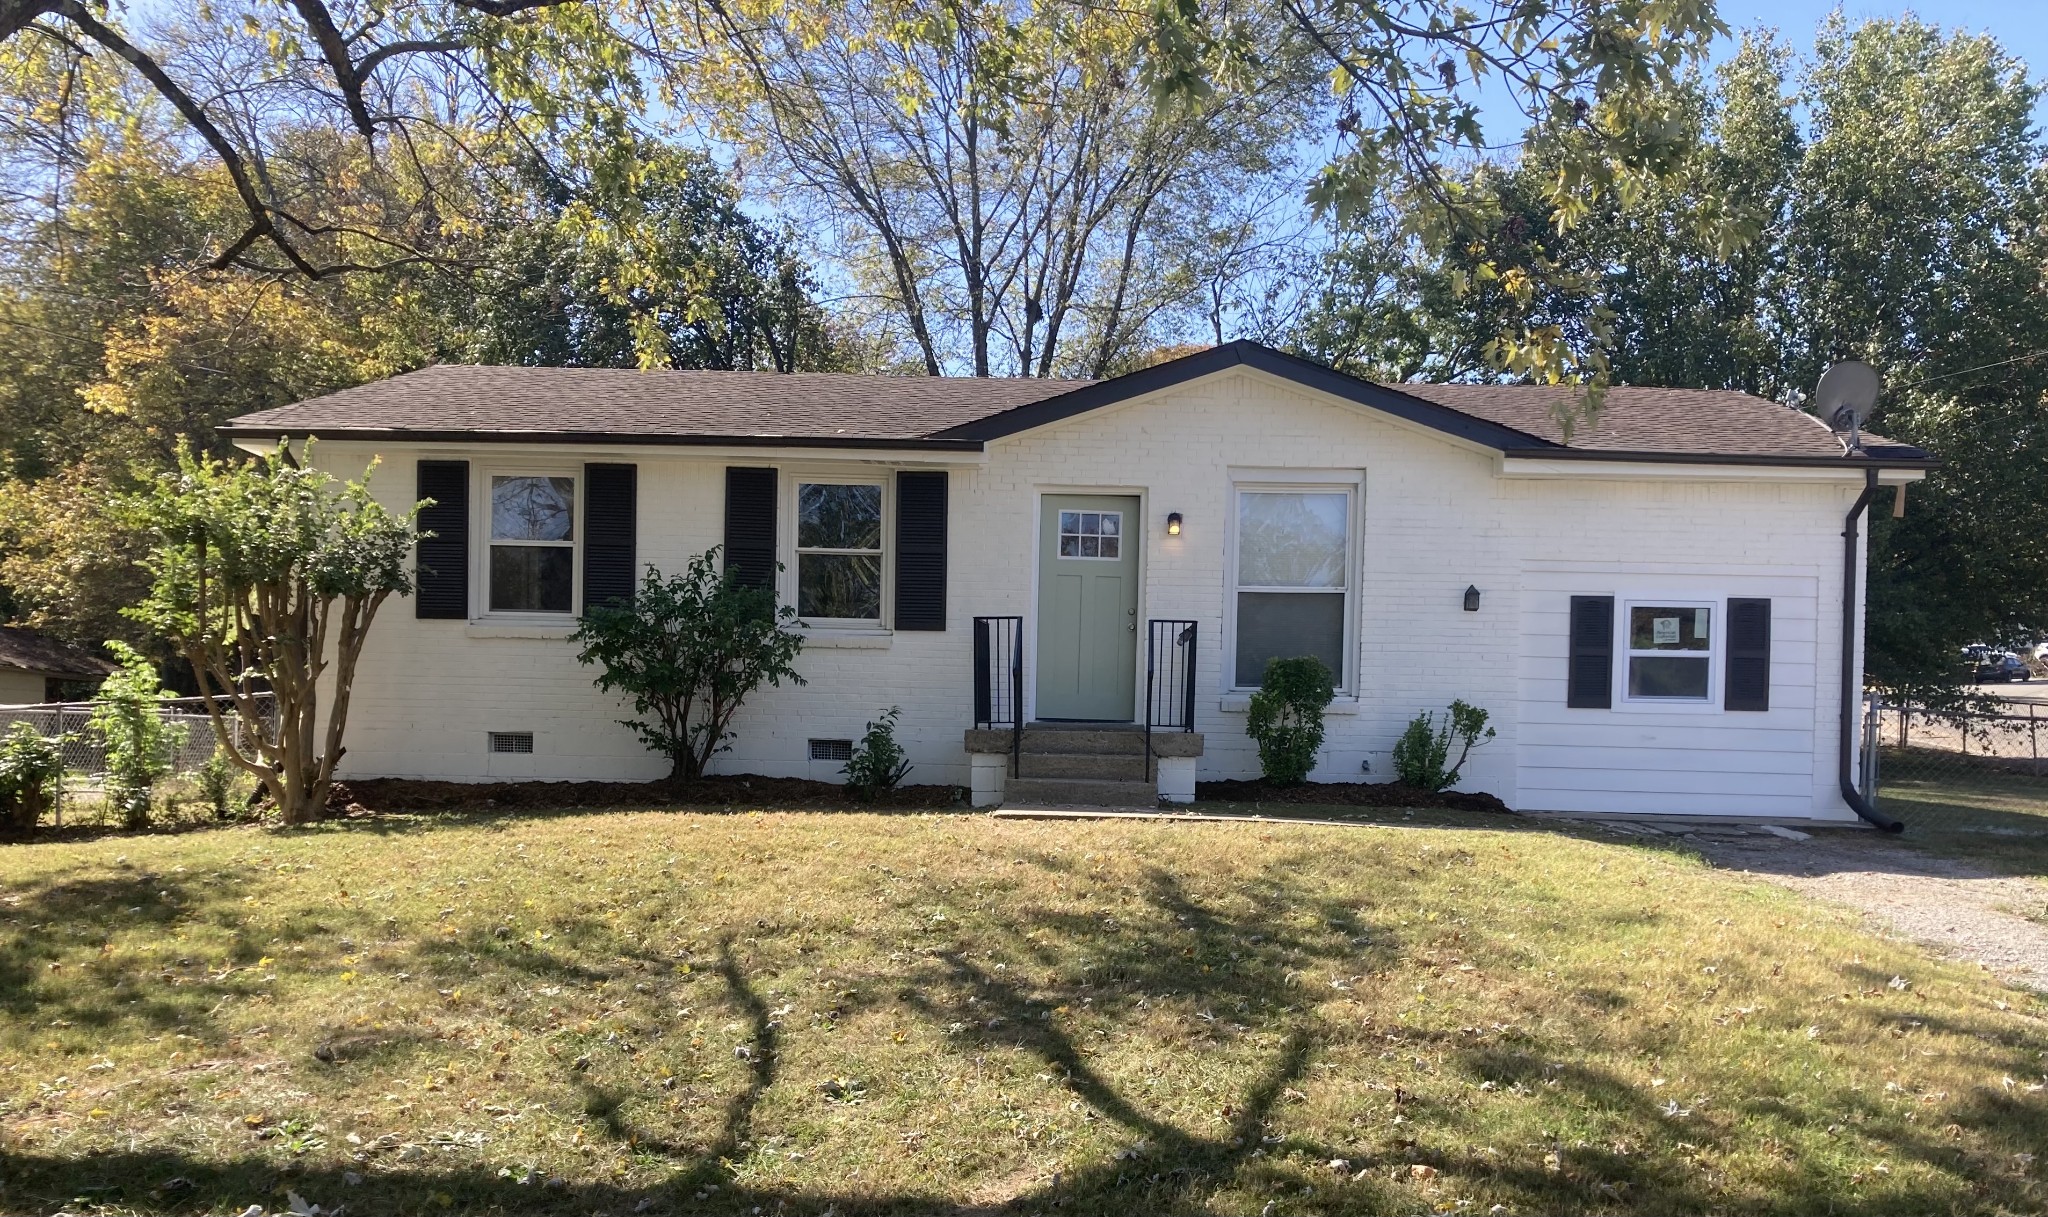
[1814,361,1880,450]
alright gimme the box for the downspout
[1841,467,1903,832]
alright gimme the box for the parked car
[1976,651,2033,683]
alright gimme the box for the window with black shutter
[582,463,637,610]
[415,460,469,619]
[895,470,947,630]
[1725,597,1772,711]
[724,467,778,590]
[1566,595,1614,709]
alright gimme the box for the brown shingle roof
[0,627,115,679]
[1390,382,1888,460]
[222,342,1932,466]
[223,364,1083,447]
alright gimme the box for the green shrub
[572,551,806,781]
[1244,656,1336,785]
[196,746,241,820]
[1390,699,1496,792]
[89,642,183,830]
[844,706,913,801]
[0,721,65,838]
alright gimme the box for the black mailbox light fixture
[1464,585,1481,612]
[1166,512,1183,536]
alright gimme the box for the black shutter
[1726,597,1772,711]
[415,460,469,619]
[1566,595,1614,709]
[895,470,947,630]
[583,463,637,611]
[724,467,777,590]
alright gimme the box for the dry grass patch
[2,809,2046,1215]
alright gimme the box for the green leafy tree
[1390,700,1496,793]
[88,640,181,828]
[571,553,806,782]
[1155,0,1728,393]
[449,147,860,372]
[1292,17,2048,701]
[125,443,422,826]
[1244,656,1335,785]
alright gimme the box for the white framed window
[1623,601,1716,702]
[1228,482,1357,690]
[1056,508,1123,559]
[794,479,885,624]
[486,472,577,616]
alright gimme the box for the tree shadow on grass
[8,835,2048,1215]
[0,869,256,1036]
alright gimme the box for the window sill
[465,620,578,640]
[1218,694,1361,715]
[795,628,893,650]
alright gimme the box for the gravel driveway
[1660,825,2048,993]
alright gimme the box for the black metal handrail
[973,616,1024,776]
[1145,619,1198,779]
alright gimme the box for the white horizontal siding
[1531,790,1820,818]
[1513,561,1850,819]
[1517,745,1816,775]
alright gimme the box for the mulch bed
[1194,779,1512,815]
[327,776,1508,818]
[326,775,967,816]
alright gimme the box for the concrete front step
[1017,750,1149,781]
[1003,776,1159,807]
[963,726,1204,758]
[1019,726,1148,755]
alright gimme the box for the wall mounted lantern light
[1166,512,1183,536]
[1463,585,1481,612]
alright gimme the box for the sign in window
[1626,603,1713,699]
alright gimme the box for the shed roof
[222,340,1933,469]
[0,627,115,679]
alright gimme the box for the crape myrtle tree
[126,442,423,825]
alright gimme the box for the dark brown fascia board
[1499,446,1940,471]
[930,340,1567,452]
[217,426,988,453]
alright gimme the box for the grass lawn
[3,809,2047,1216]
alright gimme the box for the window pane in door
[1628,656,1710,699]
[490,546,573,613]
[1238,492,1347,587]
[491,476,574,541]
[798,484,883,549]
[1235,591,1344,686]
[798,553,882,619]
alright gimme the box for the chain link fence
[0,694,273,827]
[1867,693,2048,838]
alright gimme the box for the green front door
[1036,495,1140,721]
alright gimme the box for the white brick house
[224,342,1934,823]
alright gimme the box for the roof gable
[931,343,1562,452]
